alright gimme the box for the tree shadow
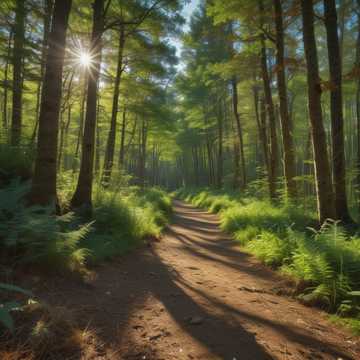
[32,248,273,359]
[31,242,353,360]
[19,200,354,359]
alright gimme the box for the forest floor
[14,200,360,359]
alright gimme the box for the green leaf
[348,291,360,297]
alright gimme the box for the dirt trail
[36,200,359,359]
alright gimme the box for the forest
[1,0,360,359]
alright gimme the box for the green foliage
[0,282,32,332]
[247,230,295,266]
[0,144,34,183]
[233,226,259,246]
[85,185,172,262]
[177,188,360,316]
[283,222,360,310]
[0,180,91,271]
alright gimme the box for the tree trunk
[119,107,127,168]
[216,99,223,189]
[260,35,278,200]
[32,0,53,145]
[300,0,335,224]
[58,103,72,170]
[356,3,360,218]
[11,0,25,146]
[324,0,351,222]
[2,30,12,134]
[95,98,101,175]
[273,0,297,200]
[137,119,147,187]
[253,85,269,173]
[73,73,87,172]
[231,77,246,189]
[102,25,125,185]
[30,0,72,206]
[71,0,104,212]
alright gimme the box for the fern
[0,180,92,271]
[0,282,32,332]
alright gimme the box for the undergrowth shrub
[176,187,360,319]
[85,185,172,262]
[247,230,295,266]
[0,144,34,184]
[0,180,91,271]
[282,222,360,310]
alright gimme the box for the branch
[103,0,163,33]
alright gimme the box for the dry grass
[0,301,103,360]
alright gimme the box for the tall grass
[86,185,172,262]
[176,187,360,320]
[0,174,172,270]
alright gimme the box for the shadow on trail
[33,200,352,359]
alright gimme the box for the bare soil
[7,200,360,359]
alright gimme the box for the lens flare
[79,52,92,67]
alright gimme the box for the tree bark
[73,73,87,172]
[216,98,223,189]
[273,0,297,200]
[137,119,147,187]
[300,0,335,224]
[58,72,74,169]
[2,30,12,133]
[260,36,278,200]
[102,24,125,185]
[356,2,360,218]
[324,0,351,222]
[71,0,104,212]
[32,0,54,145]
[231,77,246,189]
[119,107,127,168]
[30,0,72,206]
[11,0,25,146]
[253,85,269,174]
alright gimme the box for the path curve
[37,200,360,359]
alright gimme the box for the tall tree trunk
[356,2,360,217]
[231,77,246,188]
[58,103,72,170]
[95,98,101,175]
[260,36,278,200]
[203,106,214,186]
[58,71,74,168]
[137,119,147,187]
[206,136,214,186]
[2,30,12,134]
[32,0,53,145]
[253,85,269,173]
[71,0,104,212]
[300,0,335,224]
[11,0,25,146]
[273,0,297,200]
[232,114,241,189]
[30,0,72,206]
[73,73,87,171]
[216,99,223,189]
[324,0,351,222]
[102,25,125,185]
[119,107,127,168]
